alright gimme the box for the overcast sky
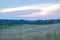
[0,0,60,20]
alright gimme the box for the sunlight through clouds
[0,3,60,13]
[0,3,60,19]
[20,4,60,17]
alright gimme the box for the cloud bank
[0,3,59,13]
[20,4,60,17]
[0,3,60,19]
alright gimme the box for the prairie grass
[0,23,60,40]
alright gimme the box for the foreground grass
[0,23,60,40]
[1,33,60,40]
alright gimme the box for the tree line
[0,19,60,26]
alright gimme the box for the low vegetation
[0,19,60,26]
[0,23,60,40]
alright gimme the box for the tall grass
[0,32,60,40]
[0,24,60,40]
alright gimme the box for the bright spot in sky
[22,4,60,17]
[40,13,48,16]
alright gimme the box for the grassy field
[0,23,60,40]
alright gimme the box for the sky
[0,0,60,20]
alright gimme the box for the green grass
[0,23,60,40]
[1,33,60,40]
